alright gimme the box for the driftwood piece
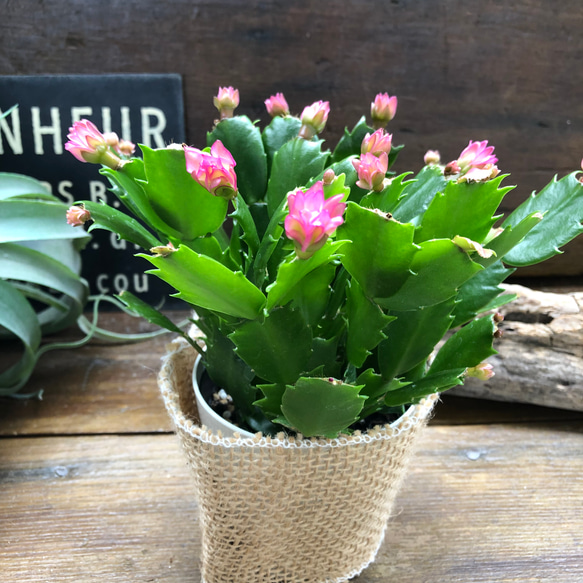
[452,285,583,411]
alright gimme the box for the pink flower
[213,86,240,119]
[361,129,393,157]
[352,152,389,191]
[424,150,441,165]
[184,140,238,199]
[456,140,498,171]
[299,100,330,139]
[285,181,346,258]
[447,140,500,182]
[65,120,109,164]
[467,363,495,381]
[371,93,398,129]
[66,205,91,227]
[265,93,290,117]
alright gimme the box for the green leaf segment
[66,106,583,437]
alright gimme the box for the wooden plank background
[1,0,582,275]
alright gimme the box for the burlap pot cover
[158,338,438,583]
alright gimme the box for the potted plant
[64,88,583,583]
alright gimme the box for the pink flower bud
[284,181,346,259]
[361,129,393,157]
[117,139,136,156]
[65,120,123,169]
[371,93,398,129]
[323,169,336,185]
[184,140,238,199]
[213,86,240,119]
[447,140,499,182]
[424,150,441,165]
[453,235,496,259]
[66,205,91,227]
[352,152,389,192]
[299,100,330,139]
[467,363,495,381]
[265,93,290,117]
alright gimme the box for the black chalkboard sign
[0,74,186,307]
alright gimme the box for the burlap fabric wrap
[158,338,438,583]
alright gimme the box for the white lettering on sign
[141,107,167,148]
[110,232,126,250]
[0,107,23,154]
[71,107,93,123]
[0,106,171,155]
[89,180,108,204]
[96,273,149,294]
[58,181,75,204]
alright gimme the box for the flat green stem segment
[266,138,329,215]
[378,297,456,381]
[345,280,394,368]
[265,240,345,311]
[377,238,483,310]
[337,202,417,299]
[429,314,497,374]
[139,146,228,240]
[82,201,160,249]
[279,377,366,438]
[502,172,583,266]
[384,368,466,407]
[141,245,266,320]
[208,116,268,204]
[415,175,512,244]
[229,305,312,385]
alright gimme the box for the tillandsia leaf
[392,164,448,224]
[0,172,54,201]
[429,314,498,375]
[265,240,346,310]
[345,279,395,368]
[229,305,312,385]
[451,261,516,327]
[204,322,258,416]
[208,116,268,204]
[477,212,544,268]
[378,297,456,381]
[0,280,41,394]
[286,262,337,326]
[230,193,260,260]
[0,200,90,245]
[278,377,367,438]
[360,172,414,213]
[140,244,266,320]
[376,239,483,311]
[262,115,302,171]
[329,116,374,164]
[383,368,466,407]
[0,243,88,309]
[356,369,411,417]
[254,383,286,419]
[139,146,229,240]
[414,175,513,244]
[337,203,418,299]
[501,172,583,266]
[80,201,160,249]
[266,138,329,215]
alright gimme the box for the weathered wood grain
[0,0,582,274]
[452,285,583,411]
[1,425,581,582]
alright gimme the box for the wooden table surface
[1,313,582,583]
